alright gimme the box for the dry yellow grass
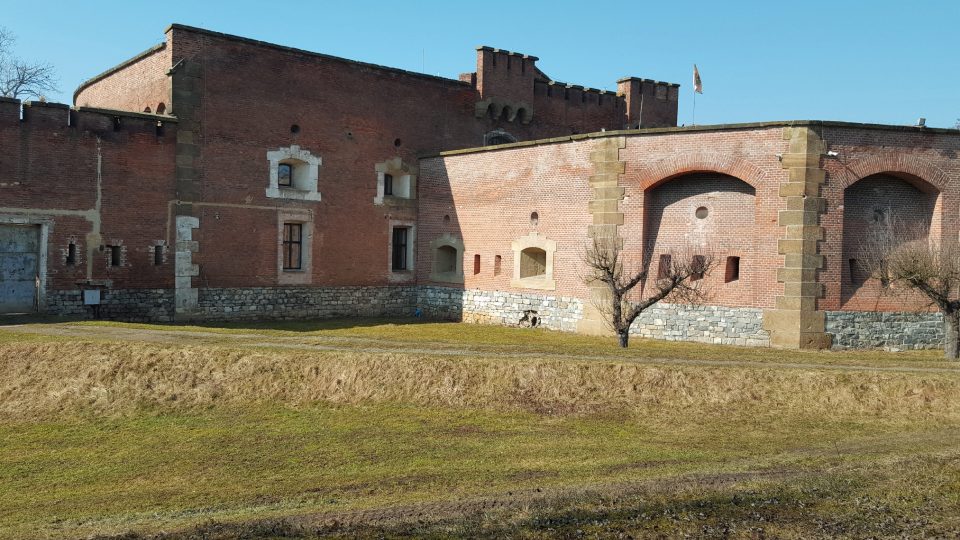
[2,340,958,421]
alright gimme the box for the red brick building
[2,24,958,350]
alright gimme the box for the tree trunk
[945,309,960,360]
[618,329,630,348]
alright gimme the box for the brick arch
[833,154,952,193]
[637,153,767,191]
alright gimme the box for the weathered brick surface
[75,43,171,114]
[0,99,177,296]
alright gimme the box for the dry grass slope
[2,340,959,421]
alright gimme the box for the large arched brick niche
[830,155,954,311]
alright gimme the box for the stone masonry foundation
[825,311,944,350]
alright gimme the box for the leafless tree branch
[858,216,960,359]
[583,237,716,348]
[0,27,58,100]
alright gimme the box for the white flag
[693,64,703,94]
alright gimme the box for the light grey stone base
[826,310,943,350]
[46,289,174,321]
[195,286,417,321]
[630,303,770,347]
[417,286,583,332]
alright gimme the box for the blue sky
[2,0,958,128]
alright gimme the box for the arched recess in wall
[511,232,556,290]
[839,172,941,309]
[429,234,465,284]
[484,129,517,146]
[643,172,757,298]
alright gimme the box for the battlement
[0,98,176,138]
[617,77,680,128]
[534,80,619,110]
[474,45,538,105]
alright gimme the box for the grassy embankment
[0,319,958,538]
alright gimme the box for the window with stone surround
[282,223,303,270]
[277,211,313,285]
[511,232,556,290]
[374,157,417,205]
[266,145,321,201]
[388,221,416,282]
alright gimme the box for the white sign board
[82,289,101,305]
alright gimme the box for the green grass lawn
[2,404,956,539]
[0,319,959,538]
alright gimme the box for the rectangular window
[109,245,121,267]
[391,227,408,271]
[283,223,303,270]
[691,255,706,281]
[154,245,164,266]
[66,243,76,266]
[657,254,672,279]
[494,254,502,276]
[473,254,481,275]
[278,163,293,187]
[384,173,394,196]
[725,256,740,283]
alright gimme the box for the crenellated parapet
[0,98,176,140]
[616,77,680,129]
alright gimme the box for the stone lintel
[777,266,818,283]
[778,181,822,198]
[778,209,820,226]
[588,173,620,186]
[592,161,626,175]
[783,253,823,269]
[589,199,620,213]
[775,295,818,311]
[778,238,819,255]
[783,281,824,298]
[785,224,823,241]
[786,196,826,212]
[592,212,625,225]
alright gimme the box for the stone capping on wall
[266,145,322,201]
[421,120,960,159]
[511,232,557,291]
[429,234,465,284]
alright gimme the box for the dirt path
[7,323,960,376]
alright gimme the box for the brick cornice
[636,152,767,191]
[831,154,953,192]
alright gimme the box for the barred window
[283,223,303,270]
[392,227,408,271]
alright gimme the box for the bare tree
[859,218,960,359]
[583,238,716,348]
[0,27,58,100]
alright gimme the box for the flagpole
[692,87,696,126]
